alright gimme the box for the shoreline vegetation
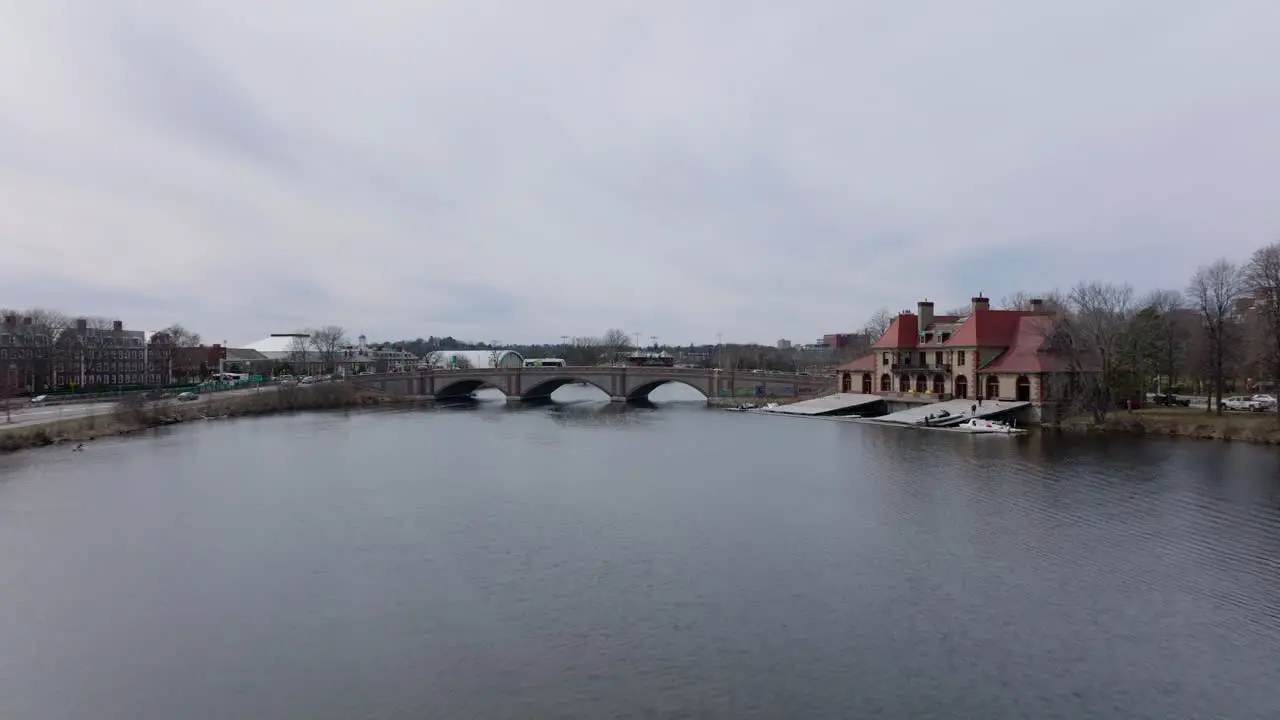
[1051,407,1280,444]
[0,384,410,455]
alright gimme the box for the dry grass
[1059,406,1280,444]
[0,384,405,454]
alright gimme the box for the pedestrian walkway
[765,393,883,416]
[876,398,1030,425]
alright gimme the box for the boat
[723,403,758,412]
[952,417,1026,435]
[759,402,780,411]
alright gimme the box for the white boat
[759,402,780,411]
[953,417,1026,435]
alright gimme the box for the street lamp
[560,335,569,360]
[650,335,658,351]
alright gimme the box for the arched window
[914,374,928,393]
[841,373,853,392]
[932,374,945,395]
[862,374,873,394]
[899,375,910,393]
[985,375,1000,400]
[954,375,969,399]
[880,373,892,392]
[1016,375,1031,402]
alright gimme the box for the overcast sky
[3,1,1279,346]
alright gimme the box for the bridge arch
[434,378,506,400]
[520,376,614,401]
[626,379,709,402]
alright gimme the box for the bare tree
[1043,282,1135,422]
[287,334,312,373]
[148,324,202,385]
[309,326,348,373]
[1187,259,1245,414]
[1244,242,1280,414]
[941,305,971,316]
[564,336,603,366]
[601,328,630,365]
[452,354,474,369]
[862,309,893,343]
[487,347,505,368]
[8,309,70,392]
[998,289,1069,312]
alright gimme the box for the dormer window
[941,332,951,343]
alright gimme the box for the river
[0,385,1278,719]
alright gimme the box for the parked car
[1149,393,1191,407]
[1251,394,1277,409]
[28,395,48,404]
[299,376,316,385]
[176,392,199,402]
[1223,396,1264,412]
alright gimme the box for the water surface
[0,392,1278,719]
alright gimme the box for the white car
[1223,396,1264,412]
[1251,394,1277,409]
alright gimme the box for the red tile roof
[979,315,1075,373]
[870,314,918,348]
[839,354,875,371]
[944,309,1035,347]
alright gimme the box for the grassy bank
[1056,407,1280,444]
[0,384,408,454]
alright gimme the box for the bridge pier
[610,396,626,403]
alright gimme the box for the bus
[212,372,248,382]
[523,358,567,368]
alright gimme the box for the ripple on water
[0,408,1277,719]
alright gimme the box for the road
[1,385,282,432]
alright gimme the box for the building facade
[838,297,1077,416]
[1,314,151,392]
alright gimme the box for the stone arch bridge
[351,366,834,403]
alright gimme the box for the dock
[874,398,1030,425]
[764,393,883,417]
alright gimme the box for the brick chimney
[1029,298,1044,312]
[917,299,934,329]
[112,320,123,331]
[971,296,990,312]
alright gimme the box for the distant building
[777,339,792,350]
[57,318,146,389]
[823,333,869,350]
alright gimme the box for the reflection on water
[0,404,1277,719]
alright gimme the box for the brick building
[837,297,1086,416]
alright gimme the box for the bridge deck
[876,398,1030,425]
[766,393,883,416]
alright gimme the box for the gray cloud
[2,0,1279,346]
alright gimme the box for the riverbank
[706,395,809,408]
[1055,407,1280,444]
[0,384,409,454]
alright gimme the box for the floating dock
[874,398,1030,425]
[764,393,883,417]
